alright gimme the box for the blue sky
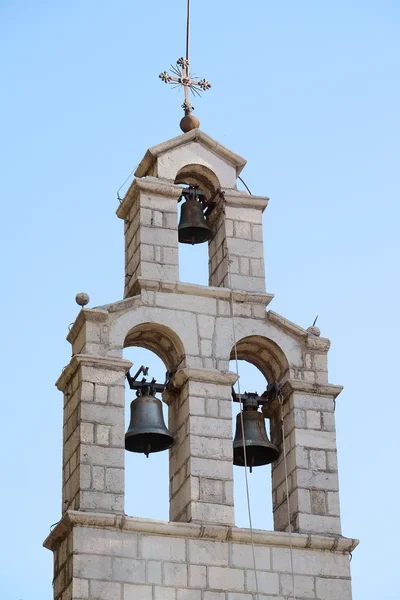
[1,1,399,599]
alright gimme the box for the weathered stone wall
[45,514,356,600]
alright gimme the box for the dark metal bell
[233,409,281,471]
[178,195,212,245]
[125,390,174,457]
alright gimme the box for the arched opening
[174,164,220,287]
[230,336,290,531]
[123,323,185,521]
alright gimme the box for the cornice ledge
[44,510,358,554]
[56,354,132,392]
[134,278,274,306]
[170,367,238,390]
[282,379,344,399]
[134,129,247,179]
[268,311,308,340]
[95,294,142,314]
[116,177,182,220]
[222,189,269,212]
[67,308,109,345]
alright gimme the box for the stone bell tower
[43,6,357,594]
[44,123,358,599]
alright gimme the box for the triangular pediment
[135,129,246,188]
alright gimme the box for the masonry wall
[51,518,354,600]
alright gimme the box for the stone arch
[230,335,290,383]
[174,163,221,200]
[124,322,185,373]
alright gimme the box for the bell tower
[43,4,358,600]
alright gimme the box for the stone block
[306,410,321,430]
[81,444,124,468]
[80,403,124,427]
[188,501,234,525]
[311,490,327,515]
[112,557,146,583]
[231,543,270,570]
[177,591,202,600]
[72,578,89,599]
[200,339,213,357]
[188,539,228,566]
[141,535,186,562]
[92,466,105,490]
[124,584,152,600]
[105,467,124,493]
[327,491,340,516]
[96,425,110,446]
[90,580,121,600]
[280,574,315,597]
[190,457,232,479]
[292,394,334,412]
[189,416,232,439]
[316,577,352,600]
[295,468,339,492]
[154,586,176,600]
[188,564,207,588]
[295,429,336,451]
[80,422,94,444]
[309,450,327,471]
[74,527,138,557]
[147,560,162,584]
[246,570,280,595]
[208,566,245,591]
[198,314,215,339]
[163,562,188,586]
[203,593,225,600]
[79,491,123,512]
[74,554,112,580]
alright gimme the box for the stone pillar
[208,191,268,292]
[57,354,132,515]
[116,177,182,298]
[165,368,237,525]
[269,380,343,536]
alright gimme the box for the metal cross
[159,0,211,115]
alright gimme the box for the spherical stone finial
[75,292,90,307]
[307,325,321,337]
[180,113,200,133]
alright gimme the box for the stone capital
[116,176,182,220]
[168,367,238,392]
[56,354,132,391]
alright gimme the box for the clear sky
[1,1,399,599]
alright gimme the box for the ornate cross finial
[159,0,211,132]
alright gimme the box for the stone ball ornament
[75,292,90,307]
[307,325,321,337]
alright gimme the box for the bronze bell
[233,403,280,471]
[178,187,212,245]
[125,386,174,457]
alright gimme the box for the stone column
[57,354,132,515]
[208,191,268,292]
[165,368,237,525]
[116,178,182,298]
[268,380,343,536]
